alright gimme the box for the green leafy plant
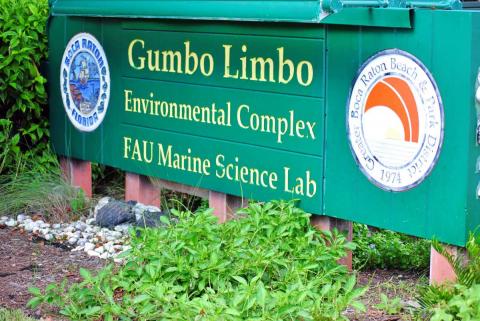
[415,232,480,320]
[375,293,403,315]
[353,223,430,271]
[430,284,480,321]
[0,0,51,175]
[29,200,366,320]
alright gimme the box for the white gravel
[0,198,158,261]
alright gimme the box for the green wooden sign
[49,1,480,246]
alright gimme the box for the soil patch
[0,227,105,318]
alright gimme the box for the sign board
[49,2,480,246]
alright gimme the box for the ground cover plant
[415,233,480,320]
[29,200,366,320]
[353,223,430,271]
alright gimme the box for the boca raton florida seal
[60,33,110,132]
[347,49,444,191]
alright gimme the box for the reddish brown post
[310,215,353,270]
[208,191,247,223]
[60,157,92,197]
[430,245,457,285]
[125,172,161,207]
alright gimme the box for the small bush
[430,284,480,321]
[353,223,430,271]
[0,0,51,174]
[417,233,480,319]
[29,201,366,320]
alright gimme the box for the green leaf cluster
[29,200,366,320]
[430,284,480,321]
[0,0,52,174]
[417,232,480,320]
[352,223,430,271]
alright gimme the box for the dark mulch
[0,226,105,318]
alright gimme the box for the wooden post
[310,215,353,270]
[430,245,457,285]
[125,172,161,208]
[60,157,92,197]
[208,191,247,223]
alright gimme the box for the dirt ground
[0,227,426,321]
[0,226,104,319]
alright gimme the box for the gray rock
[44,234,53,241]
[94,197,112,217]
[135,211,169,228]
[95,200,135,228]
[53,224,61,229]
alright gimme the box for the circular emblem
[347,49,444,191]
[60,33,110,132]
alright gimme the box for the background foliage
[0,0,53,175]
[353,223,431,271]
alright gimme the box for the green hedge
[0,0,52,174]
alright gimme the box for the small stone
[5,219,17,227]
[113,258,124,263]
[114,224,130,233]
[68,237,78,245]
[17,214,26,222]
[40,228,50,236]
[100,252,109,259]
[44,234,53,241]
[87,250,100,257]
[23,223,34,232]
[77,239,87,246]
[86,218,96,225]
[95,246,105,254]
[404,300,421,309]
[75,222,87,232]
[52,224,61,229]
[84,242,95,252]
[34,219,44,225]
[0,216,8,221]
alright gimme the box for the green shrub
[430,284,480,321]
[417,232,480,318]
[29,201,366,320]
[353,223,430,271]
[0,0,51,174]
